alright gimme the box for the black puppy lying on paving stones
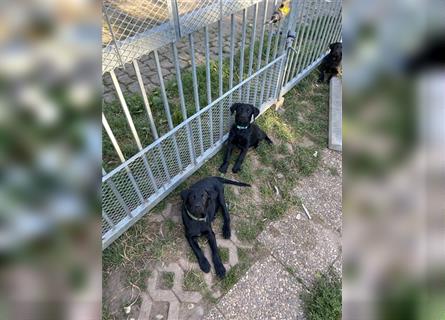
[318,42,342,83]
[181,176,250,278]
[219,103,273,174]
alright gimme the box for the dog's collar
[185,207,207,222]
[236,125,249,130]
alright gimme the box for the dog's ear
[180,189,190,202]
[252,106,260,120]
[329,42,341,50]
[230,103,242,115]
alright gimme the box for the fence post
[168,0,181,40]
[276,0,301,99]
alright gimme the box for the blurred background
[343,0,445,319]
[0,0,444,319]
[0,0,101,319]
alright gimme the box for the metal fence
[102,0,342,249]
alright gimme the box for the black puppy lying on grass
[318,42,342,83]
[219,103,273,174]
[181,176,250,278]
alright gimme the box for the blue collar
[236,125,249,130]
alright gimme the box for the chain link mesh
[102,0,263,73]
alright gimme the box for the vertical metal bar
[265,1,282,99]
[102,113,144,203]
[188,33,205,156]
[300,0,322,73]
[153,49,184,171]
[172,42,197,165]
[289,0,311,80]
[283,0,308,85]
[168,0,181,39]
[307,0,327,66]
[275,56,286,98]
[277,0,301,98]
[110,69,160,191]
[102,168,131,219]
[313,0,338,62]
[326,0,341,45]
[295,0,319,76]
[153,50,174,130]
[204,27,212,105]
[320,0,341,59]
[103,10,125,70]
[332,3,343,43]
[218,2,224,140]
[259,0,277,104]
[228,13,235,106]
[132,60,159,139]
[239,8,248,97]
[102,211,115,230]
[110,70,143,149]
[204,26,214,146]
[312,3,336,66]
[246,3,259,101]
[271,22,282,60]
[253,0,269,105]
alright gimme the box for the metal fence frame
[102,0,342,249]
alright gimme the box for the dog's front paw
[218,164,228,174]
[222,225,231,239]
[215,263,226,278]
[232,166,240,174]
[199,258,211,273]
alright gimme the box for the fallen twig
[301,203,312,219]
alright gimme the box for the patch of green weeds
[295,146,320,176]
[262,200,289,221]
[301,268,342,320]
[236,219,264,241]
[161,272,175,290]
[219,248,250,292]
[256,109,297,143]
[103,242,124,269]
[218,247,230,264]
[183,270,207,292]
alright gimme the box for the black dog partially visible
[318,42,342,83]
[181,177,250,278]
[219,103,273,174]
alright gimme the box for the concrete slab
[292,149,342,233]
[203,307,225,320]
[329,76,342,152]
[205,255,305,320]
[258,212,341,287]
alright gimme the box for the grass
[102,15,334,171]
[103,30,333,316]
[160,272,175,289]
[301,268,342,320]
[183,270,207,292]
[218,247,230,264]
[219,248,250,292]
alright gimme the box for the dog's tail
[215,177,251,187]
[265,135,273,144]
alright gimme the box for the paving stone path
[135,200,253,320]
[134,148,341,319]
[103,5,273,104]
[203,149,342,319]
